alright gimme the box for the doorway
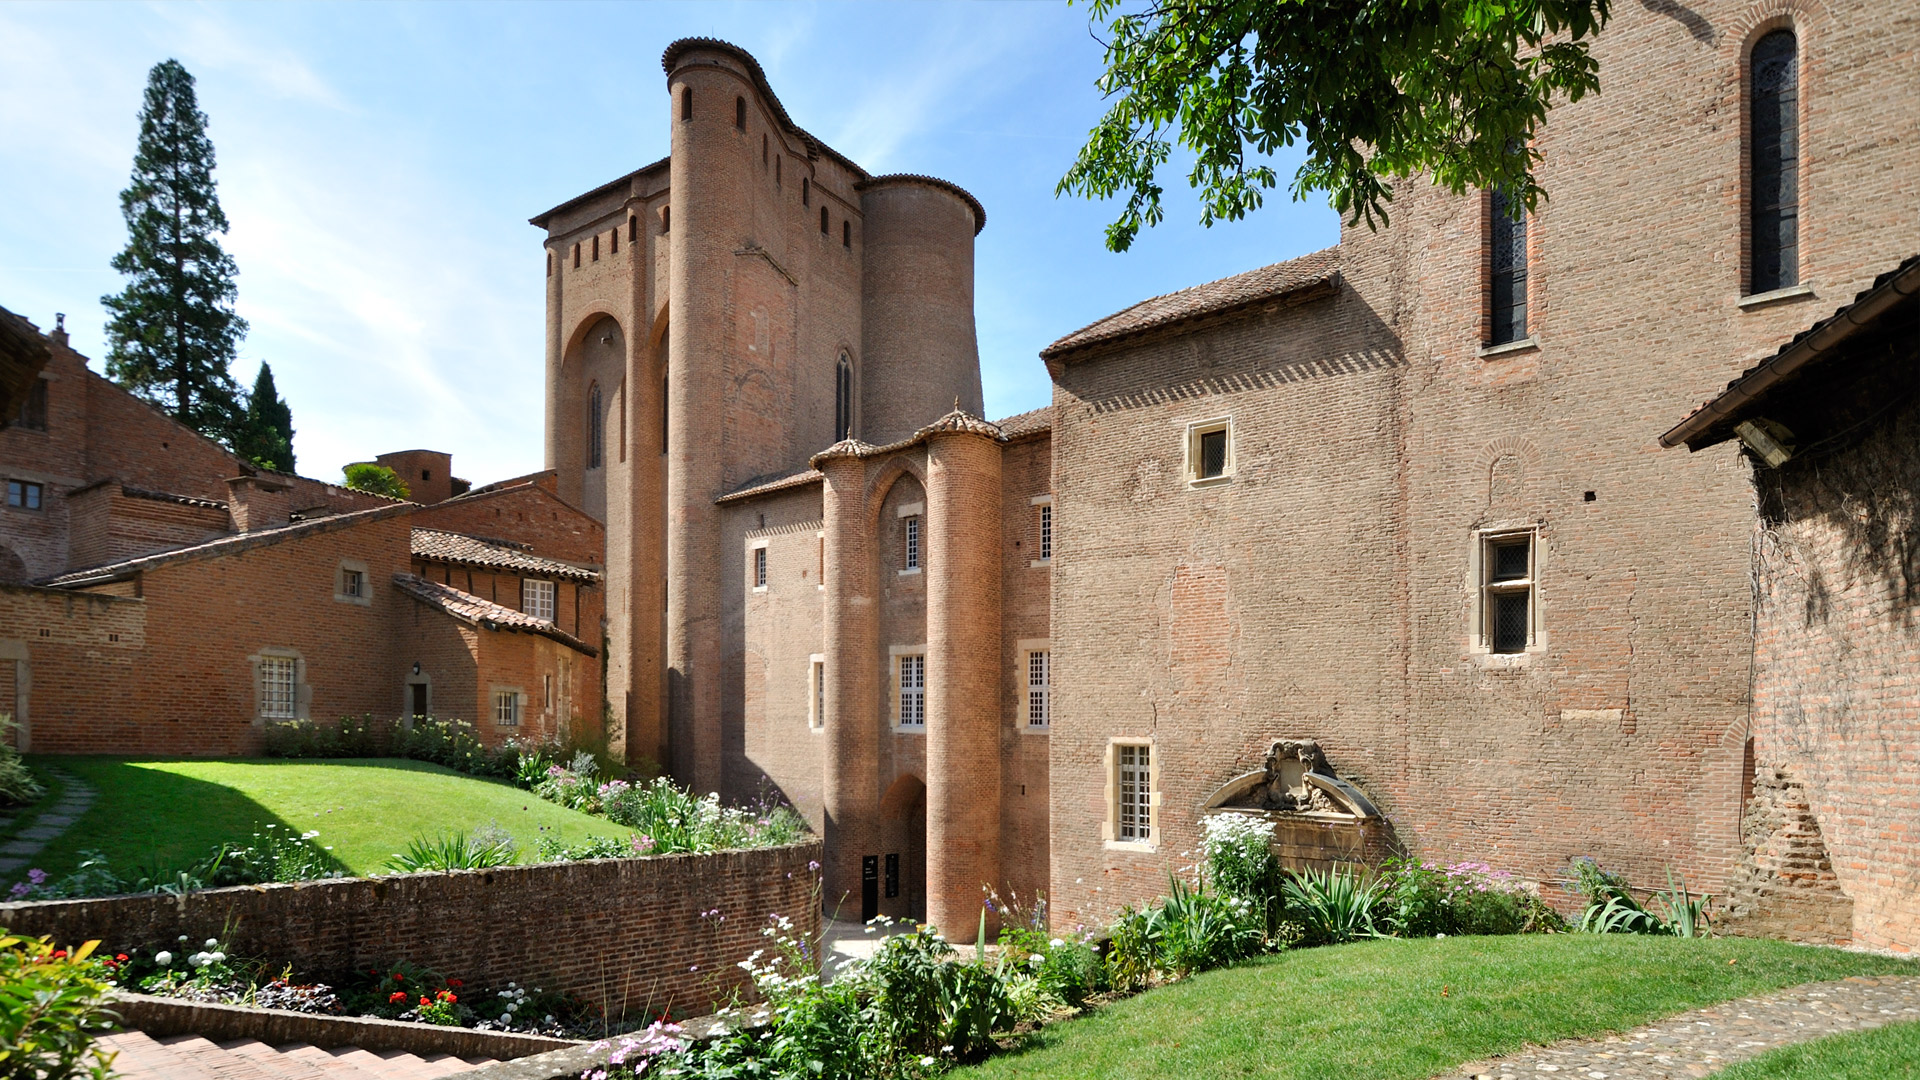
[879,774,927,922]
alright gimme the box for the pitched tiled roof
[40,503,414,587]
[411,529,598,582]
[1042,247,1341,360]
[995,406,1052,440]
[1662,253,1920,449]
[717,467,826,504]
[914,406,1004,440]
[392,573,597,655]
[121,485,226,511]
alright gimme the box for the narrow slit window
[802,177,810,206]
[903,514,921,571]
[682,86,693,121]
[610,227,618,255]
[588,383,604,469]
[592,234,599,261]
[1489,187,1528,345]
[810,658,825,729]
[1038,503,1053,561]
[737,96,747,131]
[1750,30,1799,293]
[628,215,637,243]
[820,206,829,235]
[898,655,925,727]
[834,354,854,440]
[843,220,851,247]
[572,243,580,268]
[1117,744,1152,841]
[661,205,671,233]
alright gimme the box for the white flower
[1049,938,1064,948]
[301,830,321,840]
[921,1057,936,1067]
[204,938,218,949]
[154,951,173,966]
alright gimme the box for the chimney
[227,474,292,532]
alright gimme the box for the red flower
[392,973,404,981]
[389,991,408,1003]
[52,950,67,959]
[419,996,430,1007]
[447,979,463,988]
[440,991,457,1004]
[115,954,129,962]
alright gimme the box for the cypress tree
[234,362,296,473]
[101,58,247,443]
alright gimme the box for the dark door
[410,683,428,719]
[861,854,879,922]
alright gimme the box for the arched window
[628,215,637,243]
[843,220,851,248]
[588,383,604,469]
[1750,29,1799,293]
[820,206,829,235]
[1488,185,1528,345]
[662,205,671,233]
[834,354,854,441]
[681,86,693,121]
[736,96,747,131]
[802,178,810,206]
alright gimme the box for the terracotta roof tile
[716,467,825,504]
[914,406,1003,440]
[392,573,597,655]
[411,528,598,582]
[1042,247,1341,359]
[994,406,1052,439]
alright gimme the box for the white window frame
[1026,647,1050,728]
[751,539,769,592]
[890,645,926,730]
[334,559,372,606]
[897,502,924,575]
[523,578,556,622]
[808,654,826,731]
[492,687,522,727]
[1469,526,1542,659]
[259,656,297,719]
[1104,738,1159,850]
[1184,416,1234,487]
[1030,495,1053,567]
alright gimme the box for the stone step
[159,1034,288,1079]
[95,1030,226,1080]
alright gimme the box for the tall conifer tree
[234,362,296,473]
[101,59,248,442]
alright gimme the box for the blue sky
[0,1,1338,485]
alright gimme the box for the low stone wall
[111,993,576,1060]
[0,840,821,1020]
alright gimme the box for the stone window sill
[1739,283,1816,310]
[1104,839,1157,854]
[1029,558,1051,569]
[1187,475,1232,490]
[898,567,921,577]
[894,724,926,734]
[1477,335,1540,359]
[1022,723,1050,735]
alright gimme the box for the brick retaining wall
[0,840,821,1020]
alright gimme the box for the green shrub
[398,718,517,778]
[0,717,45,807]
[532,833,644,862]
[1373,858,1565,938]
[1282,865,1382,945]
[1103,903,1162,992]
[342,462,410,499]
[1200,812,1280,906]
[0,934,120,1080]
[385,827,517,873]
[1152,876,1265,976]
[262,715,391,758]
[1572,860,1711,937]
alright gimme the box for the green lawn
[1715,1020,1920,1079]
[959,935,1920,1080]
[8,756,631,882]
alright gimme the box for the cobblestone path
[1444,975,1920,1079]
[0,768,96,877]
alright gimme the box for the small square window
[1186,418,1232,485]
[342,569,364,598]
[494,690,521,727]
[523,579,556,622]
[6,480,44,510]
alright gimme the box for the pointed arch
[835,352,856,441]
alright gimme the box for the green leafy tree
[233,362,296,473]
[1060,0,1611,249]
[100,58,248,439]
[343,463,411,500]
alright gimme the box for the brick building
[0,323,606,757]
[547,16,1914,947]
[1662,255,1920,953]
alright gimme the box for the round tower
[858,178,985,444]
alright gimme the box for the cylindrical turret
[859,179,985,444]
[819,451,882,921]
[924,423,1002,942]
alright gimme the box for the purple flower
[808,860,820,872]
[27,869,47,885]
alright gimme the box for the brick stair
[97,1030,497,1079]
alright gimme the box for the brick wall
[0,840,822,1020]
[411,484,606,569]
[0,585,145,751]
[1747,394,1920,953]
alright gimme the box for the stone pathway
[1446,975,1920,1079]
[0,768,95,877]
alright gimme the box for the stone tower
[533,39,985,791]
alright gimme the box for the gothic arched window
[588,382,604,469]
[1488,185,1528,345]
[1750,29,1799,293]
[834,355,854,441]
